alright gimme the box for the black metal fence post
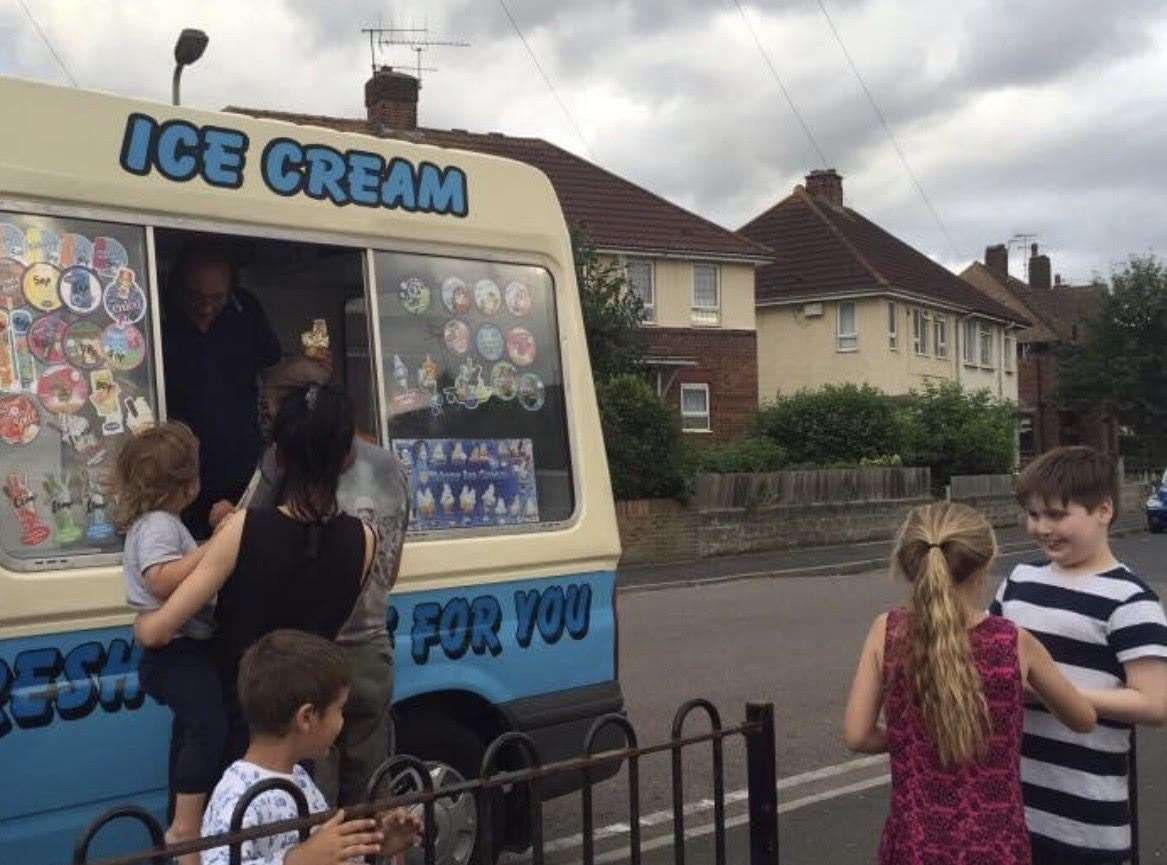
[227,778,311,865]
[671,699,726,865]
[72,807,167,865]
[480,731,544,865]
[583,713,641,865]
[745,702,779,865]
[366,753,437,865]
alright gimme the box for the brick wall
[615,498,700,564]
[642,327,757,441]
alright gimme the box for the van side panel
[0,569,616,865]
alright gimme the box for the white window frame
[626,257,655,324]
[912,308,930,356]
[680,382,712,433]
[887,301,898,350]
[962,318,978,365]
[1003,333,1015,372]
[691,263,720,326]
[934,313,947,359]
[836,301,858,352]
[979,322,994,368]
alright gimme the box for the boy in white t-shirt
[201,630,420,865]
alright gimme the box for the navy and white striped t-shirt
[991,561,1167,863]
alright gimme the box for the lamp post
[172,28,208,106]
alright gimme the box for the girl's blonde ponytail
[895,502,997,766]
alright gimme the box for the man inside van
[162,242,286,539]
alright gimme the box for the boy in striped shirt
[992,446,1167,864]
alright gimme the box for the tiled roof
[225,107,771,263]
[737,188,1026,323]
[959,262,1105,344]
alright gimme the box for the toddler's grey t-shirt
[123,510,214,640]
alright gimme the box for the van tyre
[393,708,506,865]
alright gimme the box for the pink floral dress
[879,608,1030,865]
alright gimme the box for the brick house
[737,170,1027,403]
[961,244,1115,460]
[230,67,771,441]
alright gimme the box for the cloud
[2,0,1166,282]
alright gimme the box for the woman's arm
[1019,628,1096,733]
[143,543,209,600]
[134,511,247,648]
[1080,658,1167,726]
[361,521,378,579]
[843,613,888,753]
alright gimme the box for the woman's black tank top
[213,508,366,691]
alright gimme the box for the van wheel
[393,709,504,865]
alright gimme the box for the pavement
[617,517,1149,592]
[506,526,1167,865]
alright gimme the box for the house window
[934,313,948,358]
[979,322,994,367]
[962,319,978,365]
[1003,335,1015,372]
[680,383,711,432]
[626,258,654,323]
[912,309,930,355]
[691,264,720,325]
[888,301,898,350]
[837,301,857,351]
[1019,415,1035,456]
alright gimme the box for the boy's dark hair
[237,630,350,735]
[1016,446,1120,524]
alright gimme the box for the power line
[815,0,962,261]
[496,0,595,160]
[730,0,828,168]
[17,0,78,87]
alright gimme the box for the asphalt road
[514,527,1167,865]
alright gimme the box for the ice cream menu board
[392,438,539,532]
[0,212,157,565]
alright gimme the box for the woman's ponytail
[895,502,996,766]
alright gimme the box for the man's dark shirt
[163,289,281,537]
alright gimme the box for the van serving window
[373,251,574,534]
[0,211,157,569]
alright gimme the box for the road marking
[566,774,892,865]
[537,754,889,855]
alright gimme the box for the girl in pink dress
[843,502,1096,865]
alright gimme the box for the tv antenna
[361,23,470,84]
[1008,233,1037,280]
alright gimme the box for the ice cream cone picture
[124,396,155,434]
[10,310,36,391]
[440,483,455,515]
[302,319,329,360]
[89,369,124,435]
[4,472,51,546]
[0,258,23,309]
[85,487,114,542]
[459,484,476,518]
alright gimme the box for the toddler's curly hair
[112,421,199,531]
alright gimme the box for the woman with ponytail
[843,502,1095,865]
[135,386,377,763]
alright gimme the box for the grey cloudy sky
[4,0,1167,281]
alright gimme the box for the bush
[596,375,687,500]
[899,381,1017,492]
[754,383,904,466]
[689,437,787,474]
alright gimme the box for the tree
[899,381,1017,492]
[596,375,687,500]
[1057,256,1167,466]
[753,383,904,466]
[571,227,646,382]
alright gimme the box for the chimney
[365,66,419,131]
[985,244,1008,282]
[805,169,843,207]
[1028,242,1051,289]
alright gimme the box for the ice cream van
[0,76,622,865]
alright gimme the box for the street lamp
[172,28,208,106]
